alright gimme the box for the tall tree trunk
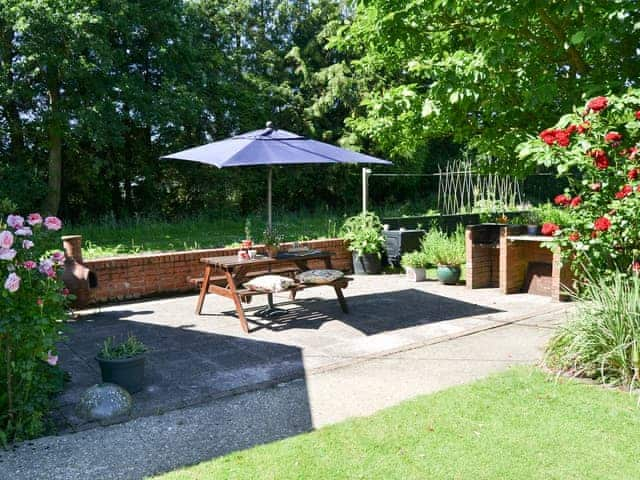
[42,78,63,215]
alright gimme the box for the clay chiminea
[61,235,97,308]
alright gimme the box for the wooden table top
[201,250,331,268]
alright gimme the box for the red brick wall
[82,239,351,305]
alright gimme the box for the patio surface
[55,274,572,431]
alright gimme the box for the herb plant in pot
[262,226,284,258]
[341,213,385,274]
[521,211,541,235]
[401,251,430,282]
[422,227,466,285]
[96,335,148,393]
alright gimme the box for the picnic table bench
[192,250,351,333]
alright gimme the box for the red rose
[633,261,640,275]
[554,194,570,206]
[577,121,591,134]
[587,96,608,112]
[594,216,612,232]
[604,131,622,144]
[589,149,609,170]
[627,146,638,160]
[590,182,602,192]
[539,129,556,145]
[565,124,578,135]
[636,111,640,120]
[541,222,560,236]
[615,185,633,199]
[569,196,582,208]
[555,130,570,147]
[628,168,638,180]
[568,231,580,242]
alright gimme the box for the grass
[71,212,345,259]
[154,368,640,479]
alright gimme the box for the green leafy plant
[518,89,640,282]
[545,274,640,389]
[400,251,430,269]
[340,213,385,257]
[533,203,572,227]
[262,226,285,247]
[512,210,541,225]
[421,226,465,266]
[97,334,148,361]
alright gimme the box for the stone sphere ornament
[76,383,132,421]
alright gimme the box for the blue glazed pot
[436,265,461,285]
[526,225,539,235]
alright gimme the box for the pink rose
[51,251,65,264]
[6,214,24,229]
[46,351,58,366]
[0,230,14,249]
[4,272,20,293]
[15,227,32,236]
[39,259,55,278]
[43,216,62,231]
[22,239,34,250]
[23,260,37,270]
[27,213,43,226]
[0,248,17,261]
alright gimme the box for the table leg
[224,269,249,333]
[334,286,348,313]
[196,265,212,314]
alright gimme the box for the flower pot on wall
[352,252,382,274]
[436,265,461,285]
[405,266,426,282]
[96,355,146,393]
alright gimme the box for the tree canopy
[325,0,640,173]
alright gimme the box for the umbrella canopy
[161,123,392,227]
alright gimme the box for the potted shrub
[401,251,429,282]
[96,334,148,393]
[262,226,284,258]
[422,227,465,284]
[341,213,385,274]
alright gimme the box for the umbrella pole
[268,166,273,230]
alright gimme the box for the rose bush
[0,213,70,444]
[518,89,640,282]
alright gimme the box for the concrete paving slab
[52,275,572,433]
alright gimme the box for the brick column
[499,226,527,294]
[552,250,574,302]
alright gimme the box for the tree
[323,0,640,173]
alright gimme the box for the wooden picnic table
[195,251,350,333]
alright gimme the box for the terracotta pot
[266,246,279,258]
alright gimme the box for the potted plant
[241,218,253,249]
[96,334,148,393]
[519,211,541,235]
[340,213,385,274]
[262,226,284,258]
[400,251,429,282]
[422,227,465,284]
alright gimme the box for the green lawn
[72,212,344,259]
[154,368,640,480]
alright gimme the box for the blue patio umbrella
[161,122,392,228]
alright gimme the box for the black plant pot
[352,252,382,274]
[96,355,146,393]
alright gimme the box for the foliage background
[0,0,638,222]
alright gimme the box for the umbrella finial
[265,121,274,129]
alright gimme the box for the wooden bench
[196,252,351,333]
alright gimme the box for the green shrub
[421,226,465,266]
[545,274,640,388]
[533,203,573,227]
[340,213,385,257]
[400,250,430,269]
